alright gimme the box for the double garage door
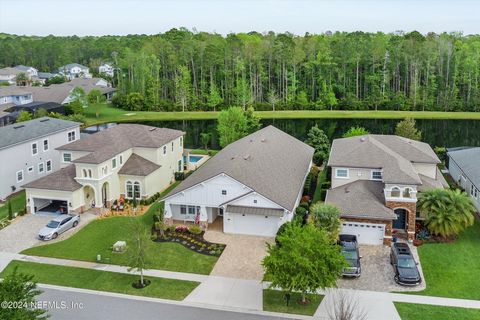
[341,221,385,245]
[226,213,281,237]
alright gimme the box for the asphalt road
[38,287,294,320]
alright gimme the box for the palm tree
[417,188,476,238]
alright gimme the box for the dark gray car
[339,234,361,277]
[390,242,422,286]
[38,214,80,240]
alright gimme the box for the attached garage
[224,205,285,237]
[32,198,68,215]
[341,221,386,245]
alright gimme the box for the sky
[0,0,479,36]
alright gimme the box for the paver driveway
[337,244,426,292]
[204,225,273,280]
[0,212,96,253]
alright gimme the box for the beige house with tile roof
[23,124,184,214]
[326,135,448,245]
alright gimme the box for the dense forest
[1,29,479,112]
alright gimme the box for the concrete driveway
[337,244,426,292]
[0,212,96,253]
[204,229,273,280]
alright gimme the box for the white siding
[412,163,437,179]
[448,156,480,211]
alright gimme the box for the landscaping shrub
[189,225,202,235]
[299,201,309,210]
[175,172,186,181]
[175,225,189,233]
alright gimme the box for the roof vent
[230,156,236,160]
[345,186,350,194]
[261,138,266,142]
[39,118,50,122]
[360,137,366,142]
[243,155,250,160]
[149,128,157,132]
[13,125,25,129]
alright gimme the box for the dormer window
[403,188,412,198]
[68,131,76,142]
[371,170,382,180]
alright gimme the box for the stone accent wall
[341,217,393,246]
[385,201,417,241]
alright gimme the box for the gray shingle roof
[326,180,397,220]
[164,125,314,211]
[0,117,80,150]
[417,168,449,192]
[0,67,22,76]
[328,135,440,185]
[59,63,88,71]
[58,124,184,164]
[118,153,161,176]
[22,164,82,192]
[226,205,285,217]
[448,147,480,188]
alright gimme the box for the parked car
[38,214,80,241]
[338,234,361,277]
[390,242,422,286]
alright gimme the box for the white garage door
[228,213,280,237]
[341,221,385,245]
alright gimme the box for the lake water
[85,118,480,150]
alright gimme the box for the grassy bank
[83,103,480,126]
[1,260,199,300]
[394,302,480,320]
[263,289,323,316]
[0,191,26,221]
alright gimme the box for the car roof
[51,215,73,222]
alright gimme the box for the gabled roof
[164,125,314,211]
[448,147,480,188]
[0,67,22,76]
[118,153,161,176]
[328,135,440,185]
[417,168,449,192]
[15,65,36,72]
[326,180,397,220]
[22,165,82,192]
[58,124,184,164]
[59,63,88,71]
[0,117,80,150]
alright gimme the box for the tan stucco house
[23,124,184,214]
[326,135,448,245]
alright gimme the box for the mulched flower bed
[414,220,457,244]
[153,226,226,257]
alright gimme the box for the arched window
[403,188,412,198]
[88,169,92,178]
[133,182,141,199]
[391,187,401,197]
[126,181,133,198]
[83,169,87,177]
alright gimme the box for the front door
[393,209,407,229]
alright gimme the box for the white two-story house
[326,135,447,245]
[58,63,91,80]
[0,117,81,201]
[98,63,114,77]
[23,124,184,214]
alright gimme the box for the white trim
[42,138,49,151]
[125,180,141,199]
[62,152,72,163]
[335,168,349,179]
[67,130,76,142]
[31,141,38,156]
[16,169,24,183]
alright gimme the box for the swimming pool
[184,155,204,163]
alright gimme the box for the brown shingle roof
[118,153,160,176]
[326,180,396,220]
[22,165,82,192]
[58,124,184,164]
[164,125,314,211]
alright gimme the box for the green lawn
[263,289,323,316]
[414,221,480,300]
[22,183,219,275]
[0,191,26,220]
[189,149,220,156]
[83,103,480,126]
[1,260,199,300]
[394,302,480,320]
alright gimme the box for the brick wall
[385,201,417,240]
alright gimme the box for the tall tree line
[1,29,479,112]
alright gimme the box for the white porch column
[164,202,173,226]
[199,205,208,231]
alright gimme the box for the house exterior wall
[227,192,283,209]
[412,163,437,179]
[0,124,80,200]
[331,166,381,188]
[448,156,480,211]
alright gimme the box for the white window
[38,162,44,173]
[371,170,382,180]
[403,188,412,198]
[126,181,133,198]
[180,205,187,215]
[134,182,141,199]
[68,131,76,142]
[112,158,117,169]
[126,181,141,199]
[46,160,52,172]
[16,170,24,182]
[27,166,34,173]
[63,153,72,163]
[163,146,167,155]
[391,187,401,197]
[119,155,123,165]
[335,168,349,179]
[43,139,49,151]
[31,142,38,155]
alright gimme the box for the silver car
[38,214,80,240]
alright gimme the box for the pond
[84,118,480,150]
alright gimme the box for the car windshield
[46,221,60,228]
[342,250,358,260]
[397,258,416,268]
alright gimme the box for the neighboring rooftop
[58,124,185,164]
[328,135,440,185]
[0,67,23,76]
[164,125,314,211]
[118,153,161,176]
[59,63,88,71]
[448,147,480,188]
[326,180,397,220]
[0,117,80,150]
[22,164,82,191]
[15,65,36,72]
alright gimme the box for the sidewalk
[1,252,480,320]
